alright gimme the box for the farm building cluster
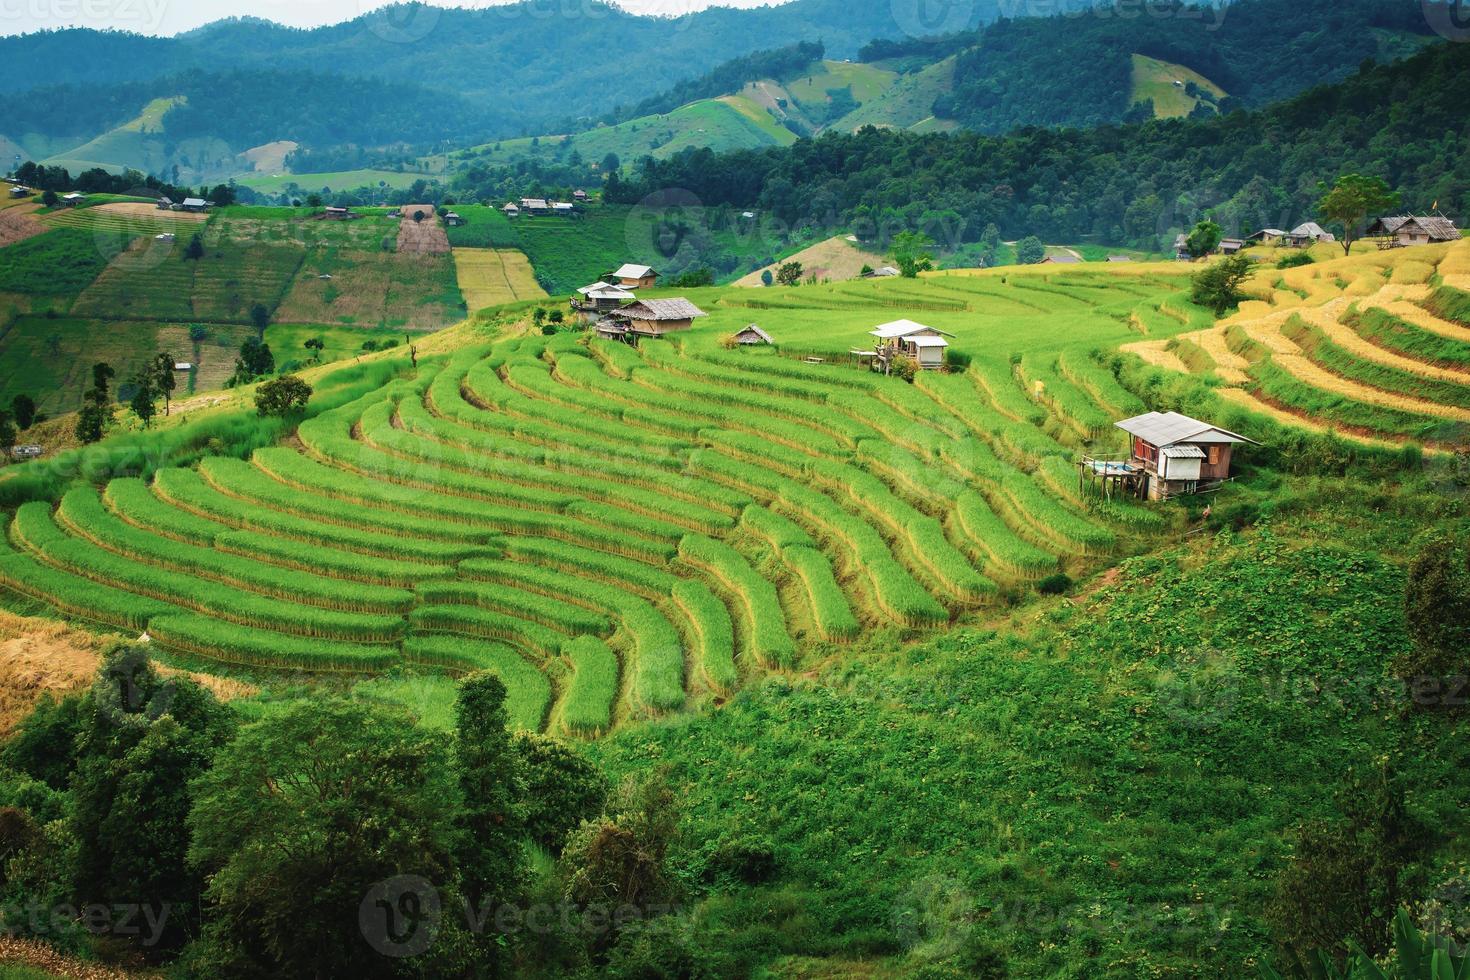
[571,264,711,343]
[503,195,586,218]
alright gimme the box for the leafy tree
[128,367,157,428]
[891,230,935,278]
[183,233,204,261]
[760,269,774,287]
[188,700,464,978]
[3,693,84,791]
[303,336,325,362]
[253,374,312,417]
[1266,763,1429,967]
[1396,525,1470,700]
[775,261,804,286]
[231,337,274,385]
[454,674,523,917]
[151,352,177,416]
[40,189,57,208]
[533,307,547,326]
[71,645,237,954]
[1317,174,1400,256]
[249,302,270,337]
[516,733,608,855]
[305,193,323,207]
[1185,219,1224,259]
[10,394,36,430]
[601,152,621,173]
[74,362,114,444]
[1190,253,1255,315]
[561,769,679,947]
[549,309,565,324]
[1016,236,1046,264]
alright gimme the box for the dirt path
[397,205,450,254]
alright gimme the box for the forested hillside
[934,0,1434,131]
[607,42,1470,252]
[0,0,1001,140]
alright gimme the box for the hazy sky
[0,0,783,37]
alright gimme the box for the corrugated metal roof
[614,264,657,280]
[870,319,954,339]
[907,335,950,348]
[1116,411,1259,446]
[1161,445,1206,458]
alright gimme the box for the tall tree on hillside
[74,362,114,444]
[775,261,804,287]
[10,394,36,430]
[454,673,523,961]
[183,233,204,261]
[151,352,177,416]
[128,368,157,428]
[1317,174,1400,256]
[249,303,270,338]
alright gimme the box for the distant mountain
[0,0,1018,138]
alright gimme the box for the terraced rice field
[0,278,1181,734]
[453,247,548,311]
[1124,240,1470,446]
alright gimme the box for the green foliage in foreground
[591,523,1470,977]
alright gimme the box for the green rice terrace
[0,266,1209,735]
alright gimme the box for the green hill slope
[1129,54,1227,119]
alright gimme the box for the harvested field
[397,205,450,254]
[91,201,209,222]
[453,247,547,310]
[276,248,464,331]
[0,202,45,248]
[1119,339,1189,374]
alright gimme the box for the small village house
[154,233,176,243]
[501,202,520,217]
[552,202,576,216]
[1244,228,1286,245]
[596,298,707,342]
[1106,255,1133,262]
[732,324,773,346]
[1219,238,1244,255]
[519,198,550,215]
[863,266,901,278]
[573,189,589,202]
[444,211,465,226]
[1041,254,1081,265]
[865,319,953,372]
[180,197,208,213]
[155,196,173,209]
[324,206,356,220]
[9,445,43,460]
[1284,222,1334,247]
[1366,214,1462,248]
[573,281,636,317]
[61,192,87,207]
[1087,411,1259,501]
[611,264,660,289]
